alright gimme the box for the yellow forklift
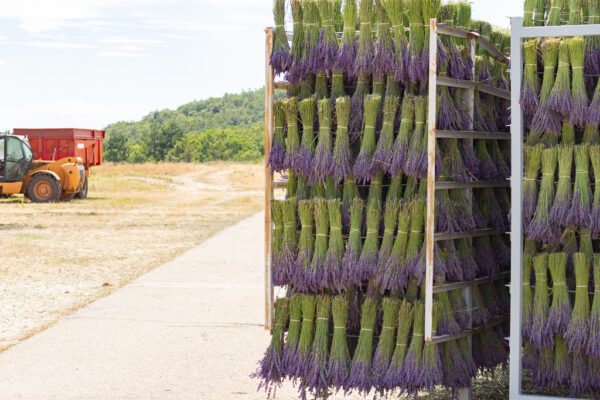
[0,135,85,202]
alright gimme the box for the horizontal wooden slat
[437,24,510,64]
[437,76,511,100]
[429,316,508,344]
[435,180,510,190]
[274,81,288,90]
[433,271,510,294]
[436,130,511,140]
[434,228,506,242]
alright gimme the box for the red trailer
[13,128,104,174]
[13,128,105,198]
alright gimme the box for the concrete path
[0,212,303,400]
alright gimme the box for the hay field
[0,162,263,350]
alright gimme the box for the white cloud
[95,50,149,58]
[21,41,95,49]
[143,18,241,32]
[97,36,164,46]
[0,0,167,33]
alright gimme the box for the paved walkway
[0,213,302,400]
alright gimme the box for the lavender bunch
[382,0,408,84]
[521,40,540,129]
[310,198,329,291]
[383,300,413,391]
[295,295,316,378]
[328,296,350,391]
[568,37,589,127]
[280,198,298,287]
[523,146,543,227]
[378,202,411,292]
[439,139,469,184]
[254,298,289,396]
[472,284,492,326]
[297,96,316,178]
[312,99,334,184]
[376,199,401,276]
[475,140,500,182]
[391,95,415,177]
[270,0,291,74]
[271,201,286,286]
[354,94,382,183]
[531,253,553,349]
[403,200,425,284]
[400,301,425,394]
[530,39,560,144]
[347,297,377,394]
[343,197,364,286]
[305,295,331,396]
[332,96,352,183]
[372,298,401,387]
[553,335,571,387]
[456,238,477,281]
[420,303,443,392]
[566,145,592,228]
[372,1,395,95]
[357,200,382,282]
[284,98,301,171]
[565,253,591,352]
[405,96,428,179]
[522,255,534,340]
[546,40,573,121]
[315,0,339,74]
[549,145,574,227]
[288,0,305,85]
[527,147,559,244]
[283,294,303,376]
[325,199,345,292]
[547,253,571,336]
[269,101,287,173]
[372,96,400,174]
[349,0,373,134]
[294,200,314,292]
[333,0,357,79]
[442,338,476,390]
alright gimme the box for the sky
[0,0,522,131]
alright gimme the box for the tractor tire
[27,174,62,203]
[75,178,88,199]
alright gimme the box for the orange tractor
[0,129,104,203]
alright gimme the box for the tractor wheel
[27,175,62,203]
[75,178,88,199]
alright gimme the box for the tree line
[104,89,265,163]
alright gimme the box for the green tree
[104,130,129,162]
[127,143,148,163]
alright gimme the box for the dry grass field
[0,162,263,350]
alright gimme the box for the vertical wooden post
[424,18,438,342]
[264,27,275,331]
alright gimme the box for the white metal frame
[509,17,600,400]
